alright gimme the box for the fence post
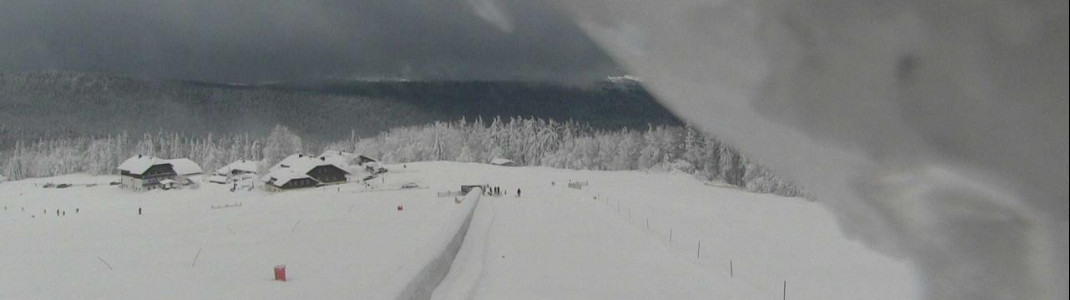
[783,280,787,300]
[697,241,701,259]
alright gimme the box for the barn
[263,170,320,191]
[263,154,350,191]
[209,159,259,184]
[117,155,204,191]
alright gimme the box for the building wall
[309,166,348,184]
[120,176,147,191]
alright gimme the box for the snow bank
[394,188,482,300]
[430,191,496,300]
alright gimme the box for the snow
[116,155,158,175]
[269,154,347,175]
[168,158,204,176]
[316,151,351,169]
[1,162,915,299]
[488,158,514,166]
[264,169,315,187]
[396,187,482,299]
[263,153,352,186]
[427,163,916,299]
[0,171,466,299]
[207,175,228,184]
[216,160,259,175]
[117,156,203,176]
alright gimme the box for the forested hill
[260,78,679,130]
[0,72,680,148]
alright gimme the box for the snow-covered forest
[0,72,679,148]
[0,118,801,196]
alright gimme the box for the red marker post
[274,265,287,282]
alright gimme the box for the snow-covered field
[0,162,916,299]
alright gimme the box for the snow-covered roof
[271,154,311,173]
[319,150,354,158]
[207,175,228,184]
[270,153,349,175]
[216,159,259,175]
[118,155,158,174]
[357,154,378,164]
[168,158,203,176]
[320,155,348,168]
[490,158,516,166]
[118,155,203,175]
[264,168,318,187]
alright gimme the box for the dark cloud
[0,0,622,83]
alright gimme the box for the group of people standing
[486,186,521,197]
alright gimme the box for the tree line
[1,118,802,197]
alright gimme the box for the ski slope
[0,162,916,299]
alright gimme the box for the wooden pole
[783,280,787,300]
[192,247,203,267]
[697,241,702,259]
[97,256,113,270]
[730,260,734,277]
[290,220,301,235]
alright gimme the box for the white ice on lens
[543,0,1068,299]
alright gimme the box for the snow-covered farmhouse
[208,159,259,184]
[117,155,204,191]
[318,151,387,176]
[356,154,377,165]
[263,154,350,191]
[356,154,387,174]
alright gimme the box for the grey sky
[0,0,623,83]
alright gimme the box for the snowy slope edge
[395,188,483,300]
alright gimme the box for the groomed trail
[432,185,725,299]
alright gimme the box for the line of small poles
[593,193,789,300]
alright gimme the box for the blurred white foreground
[539,1,1068,299]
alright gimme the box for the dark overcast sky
[0,0,623,83]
